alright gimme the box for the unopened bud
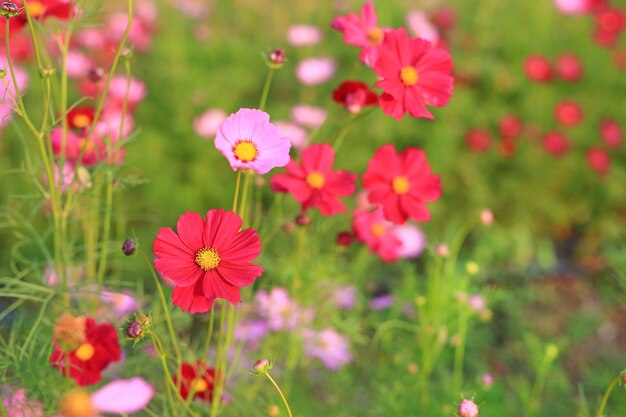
[126,321,143,339]
[122,239,136,256]
[436,244,449,257]
[87,67,104,83]
[295,213,310,226]
[121,48,134,60]
[0,2,20,18]
[457,399,479,417]
[40,67,56,78]
[268,405,280,417]
[283,222,295,233]
[0,68,6,78]
[267,49,286,68]
[336,231,353,247]
[480,209,493,226]
[252,358,272,374]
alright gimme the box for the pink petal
[92,377,154,413]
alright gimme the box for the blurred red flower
[586,147,611,176]
[173,362,217,402]
[524,55,552,82]
[332,81,378,114]
[554,100,583,127]
[542,132,571,156]
[600,118,622,148]
[555,53,583,82]
[465,129,492,152]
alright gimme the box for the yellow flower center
[28,1,46,18]
[192,378,208,392]
[75,343,95,361]
[367,27,384,45]
[392,176,411,195]
[233,140,258,162]
[72,114,91,129]
[305,171,325,189]
[195,247,221,270]
[371,223,386,237]
[400,66,419,86]
[60,390,96,417]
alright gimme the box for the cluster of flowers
[554,0,625,49]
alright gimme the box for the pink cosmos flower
[600,118,622,148]
[287,24,322,47]
[95,111,135,142]
[100,290,139,317]
[50,128,108,166]
[587,147,611,176]
[393,224,426,259]
[65,51,92,78]
[407,10,440,44]
[542,132,570,156]
[369,294,395,310]
[234,319,268,346]
[373,28,454,120]
[214,108,291,175]
[555,53,583,82]
[352,206,402,262]
[270,144,357,216]
[482,373,494,388]
[295,57,337,85]
[334,285,357,310]
[332,1,386,66]
[554,100,583,127]
[524,55,552,82]
[256,288,303,331]
[107,12,153,52]
[106,76,147,112]
[0,58,29,128]
[174,0,211,19]
[554,0,589,14]
[302,328,352,371]
[274,121,308,150]
[1,386,43,417]
[193,108,227,139]
[458,399,479,417]
[291,105,327,129]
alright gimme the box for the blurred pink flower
[287,24,322,46]
[352,206,402,262]
[468,295,487,313]
[332,1,386,66]
[296,57,337,85]
[256,288,303,331]
[100,290,139,317]
[95,111,135,142]
[303,328,352,371]
[334,285,357,309]
[482,373,494,388]
[215,108,291,174]
[106,76,147,112]
[172,0,211,19]
[291,105,327,129]
[554,0,588,14]
[52,162,75,192]
[43,265,59,286]
[0,58,29,128]
[234,319,268,346]
[193,108,227,139]
[1,386,43,417]
[392,225,426,259]
[369,294,394,310]
[107,13,153,52]
[406,10,440,44]
[91,377,154,414]
[274,121,308,150]
[75,28,107,50]
[65,51,92,78]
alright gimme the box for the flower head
[332,1,386,66]
[153,209,263,314]
[295,57,337,85]
[1,385,43,417]
[352,206,402,262]
[458,398,479,417]
[270,144,357,216]
[373,28,454,120]
[541,132,570,156]
[363,145,442,224]
[173,362,217,402]
[214,109,291,175]
[287,24,322,47]
[332,81,378,113]
[302,328,352,371]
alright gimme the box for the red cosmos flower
[153,210,263,314]
[270,144,357,216]
[332,1,386,66]
[373,28,454,120]
[352,206,402,262]
[362,145,442,225]
[600,118,622,148]
[555,53,583,82]
[67,106,95,130]
[49,318,121,386]
[499,114,523,139]
[542,132,570,156]
[15,0,73,25]
[586,148,611,176]
[524,55,552,82]
[593,7,625,47]
[554,100,583,127]
[465,128,492,152]
[332,81,378,114]
[173,362,217,402]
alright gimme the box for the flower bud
[87,67,104,83]
[336,231,353,247]
[252,358,272,374]
[457,399,479,417]
[122,239,136,256]
[295,213,310,226]
[436,243,449,257]
[268,49,286,68]
[480,209,493,226]
[126,321,143,339]
[0,2,20,18]
[121,48,134,60]
[0,68,6,78]
[268,405,280,416]
[40,67,56,78]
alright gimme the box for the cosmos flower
[373,28,454,120]
[173,362,217,402]
[332,81,378,114]
[362,145,442,224]
[270,144,357,216]
[0,385,43,417]
[302,328,352,371]
[554,100,583,127]
[600,118,622,148]
[153,209,263,314]
[524,55,552,82]
[214,108,291,175]
[332,1,386,66]
[274,121,308,150]
[352,206,402,262]
[541,132,570,156]
[291,105,327,129]
[287,24,322,47]
[586,147,611,176]
[193,108,227,139]
[255,288,305,331]
[295,57,337,85]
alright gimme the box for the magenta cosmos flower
[373,28,454,120]
[214,109,291,175]
[154,210,263,314]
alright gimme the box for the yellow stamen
[371,223,386,237]
[60,390,96,417]
[75,343,95,361]
[367,27,384,45]
[192,378,208,392]
[392,176,410,195]
[233,140,258,162]
[72,114,91,129]
[27,1,46,18]
[305,171,325,189]
[195,247,221,270]
[400,66,419,86]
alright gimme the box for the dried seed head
[53,313,86,350]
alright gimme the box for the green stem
[258,68,275,111]
[265,373,294,417]
[96,170,114,285]
[595,372,624,417]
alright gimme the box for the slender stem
[453,307,469,393]
[209,302,228,417]
[139,250,183,367]
[96,170,114,284]
[595,372,624,417]
[232,170,242,212]
[265,373,294,417]
[258,68,275,111]
[22,0,45,71]
[148,333,177,417]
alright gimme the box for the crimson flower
[49,318,121,386]
[173,362,217,402]
[270,144,357,216]
[154,209,263,314]
[541,132,570,156]
[16,0,73,25]
[373,28,454,120]
[332,0,386,66]
[67,106,95,130]
[332,81,378,113]
[363,145,442,224]
[352,206,402,262]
